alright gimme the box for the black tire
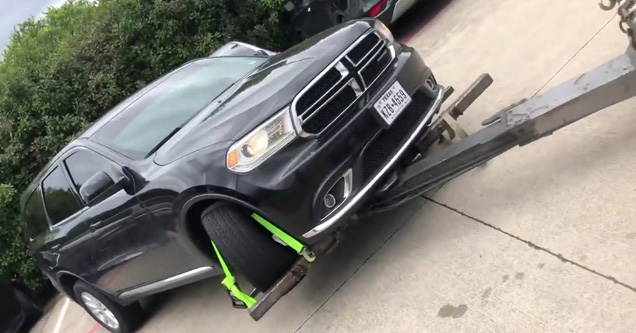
[73,281,144,333]
[201,202,297,292]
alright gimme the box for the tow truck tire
[201,202,297,292]
[73,281,144,333]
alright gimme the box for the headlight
[374,20,394,43]
[226,107,297,172]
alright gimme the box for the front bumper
[235,43,441,244]
[303,86,442,238]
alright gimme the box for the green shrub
[0,0,294,295]
[0,184,47,291]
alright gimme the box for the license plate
[373,81,412,126]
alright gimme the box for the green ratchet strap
[211,241,256,308]
[251,213,304,253]
[212,213,313,309]
[251,213,315,261]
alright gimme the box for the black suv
[21,19,442,332]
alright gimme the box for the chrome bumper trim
[302,87,444,238]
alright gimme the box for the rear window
[23,187,48,238]
[91,57,266,159]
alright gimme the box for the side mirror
[79,171,123,205]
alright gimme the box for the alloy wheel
[80,292,120,330]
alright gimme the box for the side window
[64,150,114,192]
[23,186,48,238]
[42,167,83,225]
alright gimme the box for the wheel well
[183,198,276,261]
[184,199,218,260]
[58,273,79,302]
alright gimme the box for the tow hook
[300,248,316,262]
[416,74,493,152]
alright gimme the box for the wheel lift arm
[384,50,636,203]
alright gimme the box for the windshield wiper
[145,126,183,158]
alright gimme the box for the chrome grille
[359,42,392,87]
[303,82,358,134]
[346,33,381,65]
[296,67,342,120]
[293,31,395,136]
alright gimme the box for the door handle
[90,221,104,228]
[50,244,61,250]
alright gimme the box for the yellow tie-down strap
[211,241,256,308]
[211,213,314,309]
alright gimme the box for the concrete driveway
[31,0,636,332]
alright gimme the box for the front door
[62,147,198,296]
[37,165,95,278]
[60,148,154,294]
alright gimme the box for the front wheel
[201,202,297,292]
[74,281,144,333]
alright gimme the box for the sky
[0,0,67,52]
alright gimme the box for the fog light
[320,169,354,220]
[324,194,336,209]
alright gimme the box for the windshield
[91,57,265,159]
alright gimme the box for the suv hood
[153,20,374,165]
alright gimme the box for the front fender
[175,187,281,232]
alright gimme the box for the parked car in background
[0,279,42,333]
[285,0,422,37]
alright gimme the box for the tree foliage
[0,0,294,294]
